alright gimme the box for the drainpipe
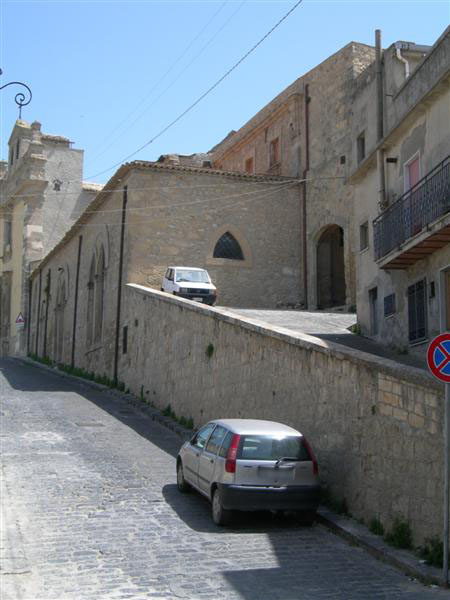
[71,235,83,368]
[395,44,410,78]
[43,269,51,358]
[113,185,128,385]
[26,274,32,355]
[375,30,384,142]
[375,30,386,209]
[302,83,310,308]
[35,268,42,355]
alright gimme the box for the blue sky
[1,0,448,183]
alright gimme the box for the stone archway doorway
[316,225,346,309]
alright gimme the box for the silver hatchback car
[176,419,320,525]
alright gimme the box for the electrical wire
[0,175,345,207]
[68,180,301,227]
[96,0,246,156]
[88,0,229,160]
[13,179,300,275]
[85,0,304,181]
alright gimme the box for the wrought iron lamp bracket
[0,69,32,118]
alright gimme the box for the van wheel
[176,461,190,493]
[212,488,232,526]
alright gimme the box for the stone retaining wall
[120,284,445,544]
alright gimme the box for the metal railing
[373,156,450,261]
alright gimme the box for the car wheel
[160,287,164,291]
[176,461,190,493]
[296,510,316,526]
[212,488,232,526]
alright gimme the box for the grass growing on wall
[27,353,125,391]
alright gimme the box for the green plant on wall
[384,516,413,549]
[418,536,443,568]
[369,517,384,536]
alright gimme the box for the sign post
[427,333,450,586]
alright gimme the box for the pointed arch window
[86,246,106,347]
[86,257,95,347]
[54,275,66,362]
[213,232,244,260]
[94,247,105,342]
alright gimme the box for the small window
[9,147,13,166]
[360,222,369,251]
[15,139,20,160]
[4,221,12,247]
[205,425,227,455]
[269,138,280,167]
[244,157,254,174]
[191,424,215,450]
[213,232,244,260]
[384,293,396,317]
[408,279,427,343]
[167,269,174,281]
[357,132,366,163]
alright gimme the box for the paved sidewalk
[226,309,426,370]
[1,358,446,599]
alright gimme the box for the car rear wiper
[274,457,300,467]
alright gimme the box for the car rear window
[237,435,310,461]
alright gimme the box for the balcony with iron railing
[373,156,450,268]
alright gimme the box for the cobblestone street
[1,358,446,600]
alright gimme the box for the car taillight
[302,437,319,476]
[225,434,241,473]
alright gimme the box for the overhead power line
[89,0,230,160]
[86,0,304,181]
[0,175,346,205]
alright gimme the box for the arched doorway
[316,225,346,309]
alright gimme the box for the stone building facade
[0,120,101,356]
[212,42,377,310]
[27,160,302,374]
[350,27,450,356]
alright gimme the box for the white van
[162,266,217,306]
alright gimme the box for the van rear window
[237,435,310,461]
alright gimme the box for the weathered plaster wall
[125,166,302,308]
[0,120,98,357]
[28,162,304,375]
[353,77,450,355]
[213,42,377,309]
[120,284,444,544]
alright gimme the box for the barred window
[213,232,244,260]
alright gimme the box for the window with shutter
[408,279,427,343]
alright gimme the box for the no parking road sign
[428,332,450,584]
[427,333,450,383]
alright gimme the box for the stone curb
[19,357,447,589]
[316,508,446,589]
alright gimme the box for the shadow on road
[162,482,307,534]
